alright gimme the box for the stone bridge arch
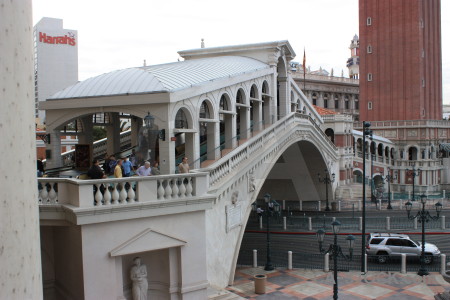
[203,121,339,287]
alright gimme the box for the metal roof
[49,56,269,100]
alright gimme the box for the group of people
[87,152,161,180]
[87,152,191,179]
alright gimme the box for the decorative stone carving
[231,191,239,204]
[130,257,148,300]
[248,174,256,192]
[226,203,242,232]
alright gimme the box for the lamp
[331,220,341,235]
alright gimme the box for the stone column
[317,92,324,107]
[106,112,121,156]
[277,76,289,119]
[207,121,219,160]
[130,116,141,148]
[45,130,63,169]
[253,101,262,132]
[0,1,43,298]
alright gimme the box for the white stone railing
[291,72,359,85]
[204,113,337,186]
[354,119,450,129]
[38,172,208,208]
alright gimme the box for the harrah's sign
[39,32,76,46]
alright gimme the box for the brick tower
[359,0,442,121]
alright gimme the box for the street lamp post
[406,166,421,202]
[369,133,376,204]
[384,167,397,209]
[318,169,336,211]
[263,193,280,271]
[361,121,371,273]
[317,221,355,300]
[405,195,442,276]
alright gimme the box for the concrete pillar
[253,250,258,268]
[288,251,292,270]
[130,117,141,148]
[308,217,312,231]
[386,217,390,231]
[0,1,43,298]
[324,253,330,272]
[401,254,406,273]
[283,217,287,230]
[442,216,446,230]
[441,254,446,275]
[45,130,63,169]
[259,216,263,229]
[106,112,121,155]
[277,77,289,119]
[414,218,418,230]
[252,101,263,132]
[207,122,219,160]
[364,254,368,273]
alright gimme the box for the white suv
[366,233,440,264]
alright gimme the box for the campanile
[359,0,442,121]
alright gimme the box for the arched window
[312,93,317,106]
[408,147,418,160]
[323,93,329,108]
[200,101,211,119]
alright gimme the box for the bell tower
[347,34,360,79]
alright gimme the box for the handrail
[198,112,338,186]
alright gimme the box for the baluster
[103,185,112,205]
[127,182,136,202]
[119,183,128,204]
[157,180,165,199]
[171,179,179,199]
[40,183,49,204]
[48,183,57,204]
[185,177,193,197]
[95,184,103,206]
[112,183,120,205]
[164,179,172,199]
[178,178,186,197]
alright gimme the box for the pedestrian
[87,159,106,179]
[37,157,45,177]
[136,161,152,176]
[103,153,111,175]
[130,149,137,170]
[108,155,117,175]
[257,207,264,218]
[114,158,123,178]
[151,161,160,175]
[122,156,132,177]
[178,157,190,174]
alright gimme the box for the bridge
[36,41,389,299]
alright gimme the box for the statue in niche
[130,257,148,300]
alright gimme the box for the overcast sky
[33,0,449,103]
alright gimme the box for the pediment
[110,228,186,257]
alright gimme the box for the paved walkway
[228,267,450,299]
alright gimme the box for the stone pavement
[228,267,450,299]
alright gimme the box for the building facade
[34,17,78,123]
[359,0,442,121]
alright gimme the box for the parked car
[366,233,440,264]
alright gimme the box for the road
[238,209,450,271]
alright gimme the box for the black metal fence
[237,249,449,273]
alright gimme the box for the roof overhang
[178,40,296,63]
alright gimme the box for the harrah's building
[34,17,78,123]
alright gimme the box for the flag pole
[303,48,306,91]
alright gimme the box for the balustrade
[38,173,206,208]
